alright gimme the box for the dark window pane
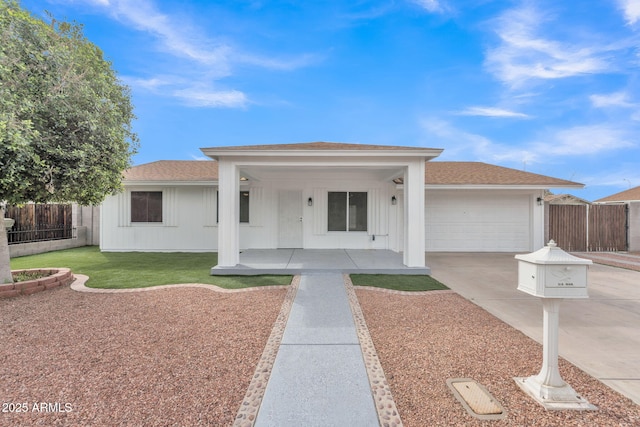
[328,192,347,231]
[130,192,146,222]
[147,192,163,222]
[216,190,250,223]
[349,192,367,231]
[239,191,250,223]
[131,191,162,223]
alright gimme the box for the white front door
[278,190,303,248]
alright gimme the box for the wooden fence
[4,204,73,244]
[548,204,628,252]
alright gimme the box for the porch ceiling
[237,165,405,182]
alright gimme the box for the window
[239,191,250,223]
[216,191,250,223]
[328,192,367,231]
[131,191,162,223]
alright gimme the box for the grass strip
[10,246,292,289]
[350,274,449,291]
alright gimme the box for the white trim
[124,180,217,187]
[404,160,425,267]
[203,148,443,159]
[217,161,240,267]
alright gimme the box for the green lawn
[11,247,449,291]
[350,274,449,291]
[10,246,292,289]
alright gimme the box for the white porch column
[403,159,425,267]
[217,159,240,267]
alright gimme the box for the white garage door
[425,191,531,252]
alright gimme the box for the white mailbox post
[514,240,596,410]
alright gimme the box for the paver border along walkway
[237,273,404,427]
[69,273,417,425]
[251,273,383,427]
[70,274,289,293]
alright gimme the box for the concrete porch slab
[210,249,431,275]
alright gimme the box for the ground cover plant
[11,270,49,282]
[350,274,448,291]
[10,246,291,289]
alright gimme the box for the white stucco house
[100,142,582,269]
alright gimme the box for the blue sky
[22,0,640,201]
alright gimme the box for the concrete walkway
[254,273,379,427]
[427,252,640,405]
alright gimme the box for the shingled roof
[425,162,581,186]
[122,160,582,187]
[595,185,640,203]
[123,160,218,181]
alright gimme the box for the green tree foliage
[0,0,138,282]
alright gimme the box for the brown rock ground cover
[357,290,640,427]
[0,285,285,426]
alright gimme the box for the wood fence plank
[549,204,628,252]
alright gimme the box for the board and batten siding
[101,176,398,252]
[101,183,546,253]
[101,186,218,252]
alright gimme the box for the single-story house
[594,185,640,204]
[100,142,582,269]
[544,193,591,205]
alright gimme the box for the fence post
[586,204,590,251]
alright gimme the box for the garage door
[425,191,531,252]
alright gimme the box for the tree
[0,0,138,283]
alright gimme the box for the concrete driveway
[427,252,640,405]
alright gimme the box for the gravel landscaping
[357,290,640,426]
[0,285,286,426]
[3,278,639,426]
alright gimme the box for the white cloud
[89,0,315,71]
[581,168,640,188]
[97,0,231,70]
[420,118,636,167]
[173,87,248,108]
[122,76,172,91]
[411,0,447,13]
[485,5,612,87]
[122,75,248,108]
[618,0,640,25]
[67,0,315,108]
[420,117,536,163]
[590,91,635,108]
[238,53,322,71]
[534,125,635,156]
[456,106,530,118]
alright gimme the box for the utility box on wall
[515,240,591,298]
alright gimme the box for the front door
[278,190,303,248]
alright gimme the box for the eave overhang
[123,180,218,187]
[201,147,444,161]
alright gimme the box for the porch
[210,249,431,275]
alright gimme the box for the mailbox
[515,240,592,298]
